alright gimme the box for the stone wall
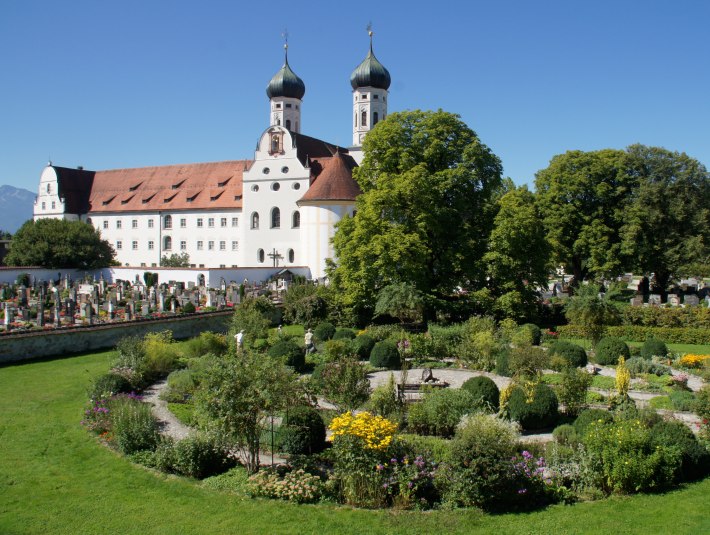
[0,311,232,364]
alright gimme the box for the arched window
[373,112,379,125]
[285,119,291,130]
[271,207,280,229]
[292,210,300,228]
[163,236,172,250]
[251,212,259,229]
[163,215,172,229]
[361,110,367,127]
[288,249,295,263]
[257,249,265,263]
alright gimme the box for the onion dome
[350,32,391,90]
[266,44,306,99]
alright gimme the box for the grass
[1,352,710,534]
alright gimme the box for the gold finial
[281,29,289,62]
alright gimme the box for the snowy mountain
[0,185,35,233]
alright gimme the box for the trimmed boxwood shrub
[649,420,710,482]
[276,406,326,455]
[332,328,356,341]
[573,408,613,435]
[548,341,588,368]
[352,334,376,360]
[268,340,305,371]
[182,301,196,313]
[313,322,336,342]
[640,337,668,360]
[507,383,559,430]
[461,376,500,412]
[552,424,578,447]
[369,340,401,369]
[594,337,630,366]
[89,372,133,399]
[558,324,710,345]
[170,435,236,479]
[495,349,511,377]
[407,388,477,437]
[520,323,542,346]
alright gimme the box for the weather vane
[282,28,289,48]
[366,22,373,37]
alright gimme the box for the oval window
[263,167,270,174]
[281,166,289,174]
[292,183,301,190]
[271,182,280,191]
[251,185,259,192]
[257,249,265,263]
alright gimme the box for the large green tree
[534,149,631,284]
[483,186,550,321]
[620,145,710,295]
[330,110,502,321]
[5,218,115,269]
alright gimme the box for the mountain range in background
[0,185,35,233]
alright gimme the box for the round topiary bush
[552,424,578,447]
[182,302,196,314]
[170,435,236,479]
[594,337,630,366]
[649,420,710,482]
[548,340,588,368]
[313,322,336,342]
[507,383,559,430]
[89,372,133,399]
[352,334,376,360]
[573,408,613,436]
[277,406,326,455]
[461,376,500,412]
[332,328,356,341]
[520,323,542,346]
[369,340,401,369]
[268,340,305,371]
[640,337,668,360]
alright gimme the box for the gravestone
[142,303,150,316]
[37,299,44,327]
[54,304,61,326]
[125,304,133,321]
[86,303,93,325]
[159,293,165,312]
[108,301,115,319]
[187,281,195,289]
[648,294,662,305]
[630,295,643,307]
[22,309,30,322]
[171,298,176,313]
[4,303,13,327]
[668,294,681,307]
[684,294,700,307]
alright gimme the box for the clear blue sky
[2,0,708,193]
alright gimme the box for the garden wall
[0,310,232,364]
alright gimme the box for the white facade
[352,86,388,146]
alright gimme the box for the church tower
[350,31,391,147]
[266,44,305,133]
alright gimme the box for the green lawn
[1,351,710,534]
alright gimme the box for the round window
[281,166,289,174]
[292,183,301,190]
[262,167,270,174]
[271,182,280,191]
[251,185,259,192]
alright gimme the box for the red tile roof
[85,161,251,213]
[299,151,361,203]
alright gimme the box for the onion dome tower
[267,43,305,133]
[351,30,391,146]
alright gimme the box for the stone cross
[268,248,283,267]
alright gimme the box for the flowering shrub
[615,357,631,398]
[678,354,710,369]
[510,450,560,505]
[669,373,689,389]
[582,418,680,493]
[378,454,437,508]
[329,411,397,451]
[247,468,324,504]
[81,397,111,435]
[329,411,398,507]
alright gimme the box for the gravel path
[142,379,193,440]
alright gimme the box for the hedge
[558,324,710,345]
[620,305,710,329]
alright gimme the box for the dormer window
[172,180,185,190]
[129,182,142,191]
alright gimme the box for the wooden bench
[397,381,449,400]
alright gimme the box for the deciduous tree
[330,110,502,322]
[5,218,115,269]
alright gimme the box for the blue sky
[1,0,708,193]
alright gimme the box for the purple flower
[518,488,527,494]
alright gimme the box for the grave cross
[268,248,283,267]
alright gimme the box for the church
[33,35,391,281]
